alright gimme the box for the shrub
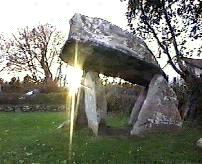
[24,92,67,105]
[105,84,140,113]
[0,91,67,105]
[106,94,137,113]
[39,81,61,93]
[0,93,23,104]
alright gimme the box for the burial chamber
[60,13,182,135]
[60,13,166,87]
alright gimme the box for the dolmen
[60,13,182,135]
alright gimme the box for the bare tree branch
[0,24,64,82]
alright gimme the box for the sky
[0,0,128,33]
[0,0,130,81]
[0,0,199,82]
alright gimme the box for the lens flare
[66,66,83,95]
[67,41,83,161]
[68,93,75,161]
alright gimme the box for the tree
[0,24,65,82]
[123,0,202,119]
[0,35,8,73]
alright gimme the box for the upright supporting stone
[75,87,88,128]
[76,71,107,135]
[93,73,107,122]
[131,74,182,135]
[85,72,107,121]
[84,72,99,135]
[128,87,147,125]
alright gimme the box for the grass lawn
[0,112,201,163]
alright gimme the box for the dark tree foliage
[122,0,202,119]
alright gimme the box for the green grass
[0,112,201,163]
[106,112,129,128]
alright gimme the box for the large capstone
[60,13,166,86]
[131,74,182,135]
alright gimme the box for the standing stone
[76,71,107,134]
[131,74,182,135]
[96,89,107,121]
[75,87,88,128]
[93,73,107,122]
[129,87,147,125]
[84,72,99,135]
[84,72,107,121]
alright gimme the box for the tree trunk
[179,96,189,120]
[44,69,53,82]
[187,91,198,120]
[185,79,201,120]
[40,58,53,83]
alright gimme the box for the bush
[0,92,67,105]
[1,75,64,94]
[105,84,140,113]
[39,81,62,93]
[106,94,136,113]
[171,82,202,121]
[0,93,23,104]
[24,92,67,104]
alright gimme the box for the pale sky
[0,0,128,33]
[0,0,129,81]
[0,0,199,82]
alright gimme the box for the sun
[66,65,83,95]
